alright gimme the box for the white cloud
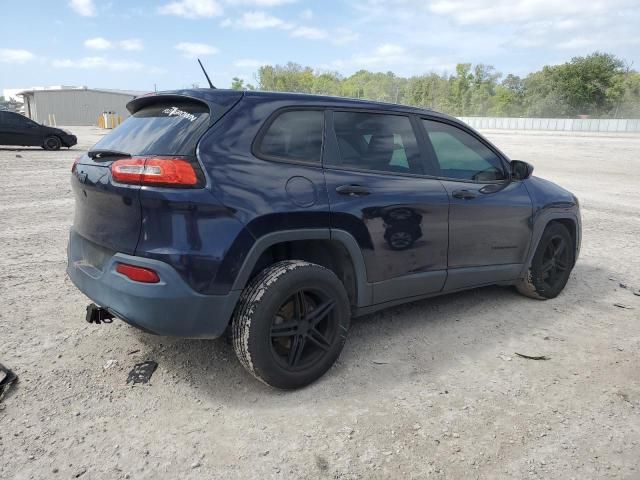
[325,43,454,74]
[375,44,404,56]
[69,0,95,16]
[52,56,144,71]
[352,43,408,66]
[84,37,112,50]
[119,39,144,51]
[226,0,296,5]
[233,58,268,68]
[84,37,144,51]
[158,0,223,18]
[427,0,636,26]
[0,48,35,63]
[175,42,219,58]
[238,11,292,29]
[290,26,327,40]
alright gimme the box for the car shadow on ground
[127,261,614,404]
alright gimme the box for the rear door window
[329,111,423,175]
[256,110,324,163]
[91,101,210,156]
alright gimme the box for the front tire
[43,136,61,151]
[517,222,574,299]
[232,260,350,389]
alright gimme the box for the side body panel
[196,96,331,294]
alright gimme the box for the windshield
[91,101,210,156]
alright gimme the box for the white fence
[457,117,640,133]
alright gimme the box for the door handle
[336,184,371,196]
[452,189,477,200]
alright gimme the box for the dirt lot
[1,127,639,479]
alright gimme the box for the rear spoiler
[127,90,244,120]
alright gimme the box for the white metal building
[18,87,149,126]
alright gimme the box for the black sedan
[0,110,77,150]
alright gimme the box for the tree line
[231,52,640,118]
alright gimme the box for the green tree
[238,52,640,118]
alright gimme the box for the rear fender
[230,229,373,307]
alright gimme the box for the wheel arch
[231,229,372,309]
[521,212,580,278]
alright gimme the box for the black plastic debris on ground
[127,361,158,385]
[0,363,18,401]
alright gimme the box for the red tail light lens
[111,156,199,187]
[72,156,81,173]
[116,263,160,283]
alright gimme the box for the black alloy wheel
[538,233,570,291]
[517,222,574,299]
[232,261,350,389]
[270,289,337,369]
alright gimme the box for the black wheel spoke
[270,320,299,338]
[541,260,554,274]
[288,335,306,367]
[554,240,566,257]
[294,291,307,320]
[304,299,335,327]
[307,328,331,351]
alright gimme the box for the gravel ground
[1,127,639,479]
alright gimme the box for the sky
[1,0,640,95]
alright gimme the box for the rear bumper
[67,230,239,338]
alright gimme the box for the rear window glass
[91,102,210,156]
[257,110,324,162]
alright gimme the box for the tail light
[111,156,200,187]
[116,263,160,283]
[71,156,81,173]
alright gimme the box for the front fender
[521,177,581,277]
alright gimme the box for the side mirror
[510,160,534,180]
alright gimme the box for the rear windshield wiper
[87,149,132,160]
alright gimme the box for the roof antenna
[197,58,216,89]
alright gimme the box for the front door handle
[336,184,371,196]
[452,189,477,200]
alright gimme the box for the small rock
[191,461,201,469]
[103,359,117,369]
[52,468,59,474]
[382,451,393,456]
[452,433,460,438]
[413,423,422,431]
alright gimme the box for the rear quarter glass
[90,101,210,156]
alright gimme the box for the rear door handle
[452,189,477,200]
[336,184,371,196]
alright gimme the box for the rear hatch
[71,91,242,256]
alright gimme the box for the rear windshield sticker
[162,107,197,122]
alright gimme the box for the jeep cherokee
[67,89,581,389]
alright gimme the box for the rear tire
[517,222,574,299]
[43,136,61,151]
[232,260,350,389]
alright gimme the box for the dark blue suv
[67,89,581,389]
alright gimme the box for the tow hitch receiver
[86,303,114,324]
